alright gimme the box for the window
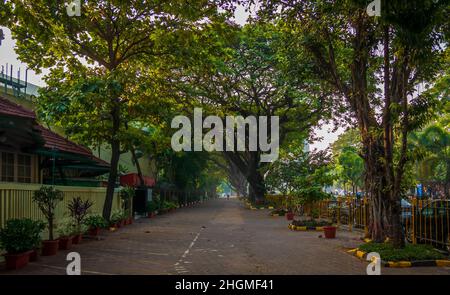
[1,152,14,182]
[17,154,32,183]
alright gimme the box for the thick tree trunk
[364,138,405,247]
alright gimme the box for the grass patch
[358,243,446,262]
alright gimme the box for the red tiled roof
[36,125,109,166]
[0,96,36,119]
[0,96,109,166]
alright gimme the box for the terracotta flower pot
[89,227,101,237]
[72,234,82,244]
[286,212,294,221]
[59,236,73,250]
[128,217,133,224]
[323,226,337,239]
[29,249,39,262]
[4,250,33,270]
[41,240,59,256]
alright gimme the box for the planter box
[41,240,59,256]
[59,237,73,250]
[4,250,33,270]
[72,234,82,244]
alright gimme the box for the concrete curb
[347,248,450,268]
[288,224,324,231]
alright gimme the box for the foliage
[146,201,159,213]
[110,210,126,224]
[68,197,94,233]
[32,186,64,240]
[258,0,449,246]
[358,243,445,262]
[84,215,108,229]
[120,186,135,217]
[56,219,76,238]
[8,0,231,220]
[266,144,333,208]
[0,218,45,254]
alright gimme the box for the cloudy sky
[0,4,343,151]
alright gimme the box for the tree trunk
[131,147,145,186]
[48,217,54,241]
[103,105,121,221]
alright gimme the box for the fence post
[337,196,341,228]
[348,196,353,232]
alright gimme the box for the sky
[0,4,343,151]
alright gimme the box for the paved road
[1,198,449,275]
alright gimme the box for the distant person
[227,194,230,200]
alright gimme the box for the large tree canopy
[171,23,329,202]
[7,0,230,219]
[257,0,450,246]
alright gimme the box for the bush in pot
[110,210,124,228]
[0,218,44,270]
[68,197,94,244]
[120,186,135,223]
[33,186,64,256]
[57,220,75,250]
[146,201,158,218]
[84,215,107,236]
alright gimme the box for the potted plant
[33,186,64,256]
[110,210,124,228]
[84,215,107,236]
[29,220,46,262]
[120,186,135,223]
[57,220,75,250]
[146,201,158,218]
[0,218,44,270]
[68,197,94,244]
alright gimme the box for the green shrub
[358,242,446,262]
[0,218,45,254]
[146,200,159,213]
[84,215,107,229]
[57,219,76,238]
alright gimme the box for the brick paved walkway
[1,198,449,275]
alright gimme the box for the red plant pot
[89,227,101,236]
[29,249,39,262]
[286,212,294,221]
[41,240,59,256]
[323,226,337,239]
[59,237,73,250]
[128,217,133,224]
[89,227,100,237]
[4,251,32,270]
[72,234,82,244]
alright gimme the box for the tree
[9,0,225,220]
[258,0,449,247]
[337,147,364,195]
[265,144,333,210]
[172,23,327,202]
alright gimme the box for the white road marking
[174,227,205,273]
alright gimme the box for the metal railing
[267,194,449,250]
